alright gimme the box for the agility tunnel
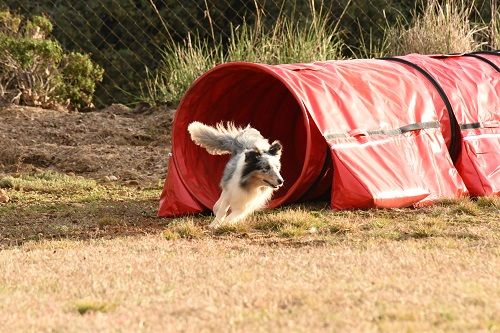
[158,52,499,217]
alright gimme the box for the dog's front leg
[213,195,223,216]
[210,193,230,228]
[224,207,249,225]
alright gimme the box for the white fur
[211,153,274,228]
[187,121,282,228]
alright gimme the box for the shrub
[57,52,105,110]
[0,11,103,110]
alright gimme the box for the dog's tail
[188,121,257,155]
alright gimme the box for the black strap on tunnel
[463,54,500,72]
[460,122,481,130]
[468,50,500,57]
[379,57,461,162]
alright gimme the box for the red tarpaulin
[159,52,499,217]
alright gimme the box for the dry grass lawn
[0,172,499,332]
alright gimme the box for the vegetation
[1,169,498,247]
[493,11,500,48]
[143,0,499,105]
[387,0,485,55]
[0,171,498,331]
[0,2,498,330]
[74,300,116,315]
[142,5,345,104]
[0,11,103,110]
[0,1,498,106]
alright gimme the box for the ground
[0,105,499,332]
[0,104,172,184]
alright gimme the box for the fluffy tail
[187,121,251,155]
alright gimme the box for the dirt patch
[0,104,174,184]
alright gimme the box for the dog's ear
[245,149,261,163]
[268,141,282,156]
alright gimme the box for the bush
[57,52,105,110]
[0,11,103,110]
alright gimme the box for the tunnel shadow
[0,197,176,249]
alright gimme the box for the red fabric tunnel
[158,52,499,217]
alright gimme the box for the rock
[0,189,10,203]
[101,103,132,115]
[105,175,118,181]
[133,101,151,114]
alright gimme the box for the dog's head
[241,141,284,189]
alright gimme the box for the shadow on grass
[1,170,498,249]
[0,198,171,248]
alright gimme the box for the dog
[187,121,283,228]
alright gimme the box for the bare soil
[0,104,173,185]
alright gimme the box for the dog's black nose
[277,178,283,185]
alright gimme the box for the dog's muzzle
[264,178,283,189]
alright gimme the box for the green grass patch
[212,223,249,236]
[0,172,162,247]
[434,198,480,216]
[252,208,329,238]
[475,196,499,209]
[450,200,480,216]
[1,171,159,206]
[1,171,97,194]
[163,219,204,240]
[74,300,116,315]
[279,225,310,238]
[323,222,351,235]
[0,176,14,189]
[435,198,463,207]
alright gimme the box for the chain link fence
[1,0,497,107]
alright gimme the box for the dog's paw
[208,220,223,229]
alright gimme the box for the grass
[1,171,498,247]
[0,172,499,331]
[140,0,345,105]
[0,176,14,189]
[163,219,205,240]
[140,0,500,106]
[476,195,500,208]
[0,171,162,246]
[493,11,500,49]
[387,0,485,55]
[0,171,97,194]
[74,299,116,315]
